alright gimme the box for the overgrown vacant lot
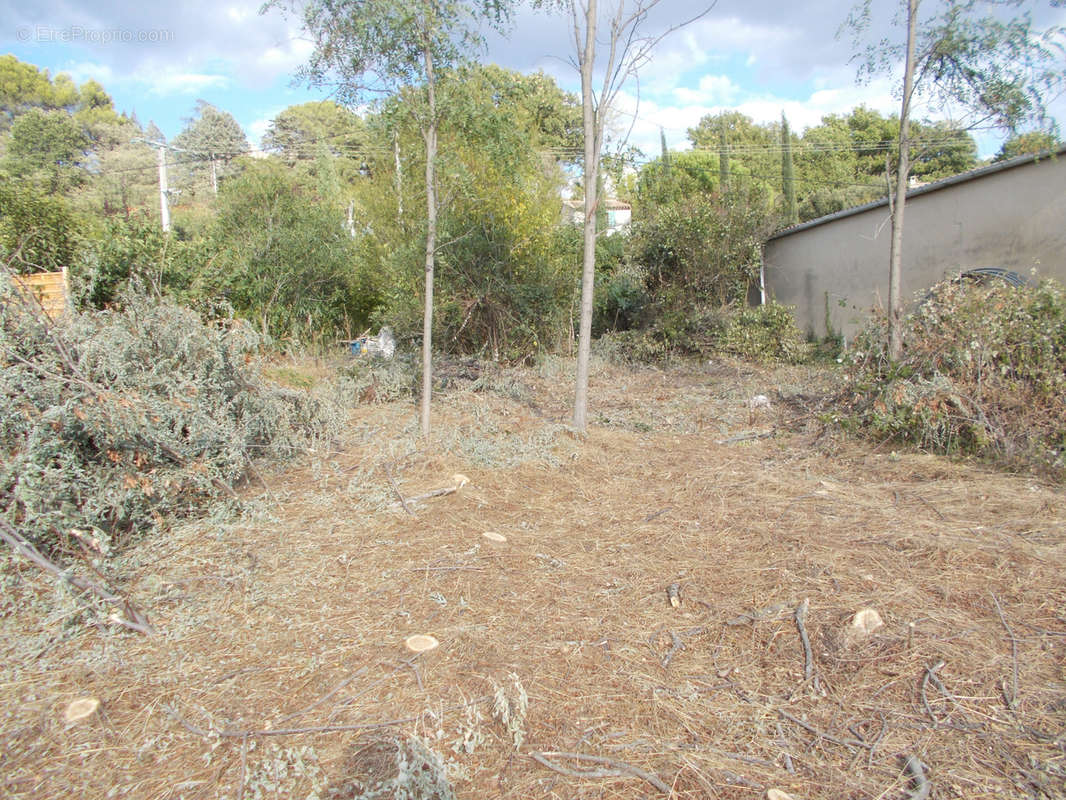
[3,356,1064,799]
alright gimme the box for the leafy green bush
[593,263,648,335]
[0,280,346,560]
[77,214,178,308]
[720,300,811,363]
[843,277,1066,476]
[594,300,807,364]
[631,184,775,307]
[196,159,373,342]
[0,183,83,273]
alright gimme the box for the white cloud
[252,37,314,78]
[144,70,230,96]
[55,60,116,86]
[671,74,740,106]
[247,106,286,149]
[58,57,231,98]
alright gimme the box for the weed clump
[843,276,1066,477]
[0,279,346,562]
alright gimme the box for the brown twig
[774,720,795,774]
[644,507,673,522]
[920,660,946,724]
[725,602,789,626]
[778,710,868,752]
[530,751,671,794]
[273,668,368,727]
[868,712,887,768]
[990,593,1019,709]
[715,430,775,445]
[662,630,685,669]
[236,735,248,800]
[794,598,820,693]
[0,518,154,635]
[902,753,931,800]
[382,461,414,515]
[397,484,461,507]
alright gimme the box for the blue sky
[2,0,1063,159]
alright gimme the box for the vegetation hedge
[0,279,346,562]
[843,276,1066,477]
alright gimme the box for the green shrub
[595,300,807,365]
[720,300,811,363]
[0,183,83,273]
[0,280,346,560]
[631,185,775,307]
[843,277,1066,476]
[593,261,648,335]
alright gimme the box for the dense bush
[0,182,83,273]
[0,280,346,561]
[720,300,811,363]
[197,159,373,342]
[843,277,1066,476]
[631,184,776,307]
[595,300,808,364]
[591,233,647,336]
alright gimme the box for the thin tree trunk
[421,45,438,438]
[394,130,403,225]
[572,0,599,433]
[888,0,918,361]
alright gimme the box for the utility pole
[134,137,171,233]
[157,145,171,233]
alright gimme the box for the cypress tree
[781,111,797,225]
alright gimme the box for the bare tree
[558,0,713,432]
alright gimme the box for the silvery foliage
[0,279,345,558]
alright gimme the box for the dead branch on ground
[903,753,931,800]
[990,593,1020,709]
[530,751,671,794]
[778,710,869,752]
[0,518,154,635]
[795,597,820,693]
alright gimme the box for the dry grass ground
[2,355,1064,799]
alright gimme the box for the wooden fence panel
[11,268,71,320]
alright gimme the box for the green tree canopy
[688,111,779,192]
[197,158,367,339]
[172,100,250,197]
[994,129,1062,161]
[0,56,79,129]
[0,182,82,273]
[262,101,369,162]
[3,108,91,193]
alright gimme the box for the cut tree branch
[0,518,154,635]
[530,750,671,794]
[990,593,1019,709]
[903,753,931,800]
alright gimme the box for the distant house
[763,145,1066,340]
[562,198,632,236]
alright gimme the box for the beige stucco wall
[763,153,1066,340]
